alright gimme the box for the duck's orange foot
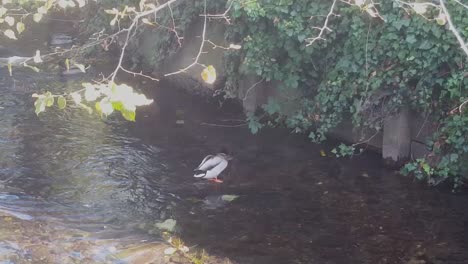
[209,178,223,183]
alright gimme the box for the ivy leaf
[57,96,67,109]
[4,29,17,40]
[422,163,431,175]
[406,35,417,44]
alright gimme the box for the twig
[242,78,265,102]
[120,66,160,81]
[168,3,183,47]
[109,0,181,82]
[305,0,339,46]
[200,122,246,127]
[164,0,207,76]
[439,0,468,57]
[200,0,235,24]
[452,0,468,9]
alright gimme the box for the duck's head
[218,153,234,160]
[218,147,234,160]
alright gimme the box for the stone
[382,107,411,166]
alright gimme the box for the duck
[194,153,233,183]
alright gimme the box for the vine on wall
[225,0,467,186]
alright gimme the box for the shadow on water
[0,68,467,264]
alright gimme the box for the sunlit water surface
[0,70,467,264]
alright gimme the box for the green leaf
[406,35,417,44]
[57,96,66,109]
[45,92,54,107]
[422,163,431,175]
[34,97,46,115]
[121,108,136,121]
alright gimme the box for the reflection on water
[0,69,468,264]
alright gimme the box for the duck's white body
[194,153,231,181]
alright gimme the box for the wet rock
[155,219,177,232]
[49,33,74,47]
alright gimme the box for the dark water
[0,69,468,264]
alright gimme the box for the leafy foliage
[224,0,467,186]
[33,82,153,121]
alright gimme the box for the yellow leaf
[74,63,86,73]
[76,0,86,8]
[65,58,70,71]
[105,8,118,15]
[46,0,54,9]
[4,16,14,26]
[142,18,153,25]
[37,6,47,14]
[0,7,7,17]
[110,15,118,26]
[71,92,82,104]
[33,50,42,63]
[7,63,12,76]
[201,65,216,84]
[23,63,40,72]
[139,0,146,11]
[58,0,69,8]
[33,13,43,22]
[4,29,16,39]
[16,21,25,34]
[229,44,242,50]
[412,3,428,15]
[320,150,326,157]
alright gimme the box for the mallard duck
[194,153,232,183]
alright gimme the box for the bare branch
[305,0,339,46]
[439,0,468,57]
[164,0,208,77]
[109,0,181,82]
[120,66,160,81]
[200,0,235,24]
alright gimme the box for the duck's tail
[193,170,206,178]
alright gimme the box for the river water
[0,68,467,264]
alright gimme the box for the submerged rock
[155,219,177,232]
[49,33,74,47]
